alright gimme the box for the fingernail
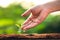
[21,15,23,17]
[23,28,26,30]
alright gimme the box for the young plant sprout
[16,24,37,36]
[15,24,26,34]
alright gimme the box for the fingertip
[20,27,23,30]
[21,27,27,31]
[21,25,26,31]
[21,14,26,17]
[23,26,31,30]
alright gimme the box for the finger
[21,17,39,30]
[23,18,40,30]
[23,22,38,30]
[21,20,32,30]
[21,14,33,30]
[22,14,33,25]
[21,9,31,17]
[21,16,38,30]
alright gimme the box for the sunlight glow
[0,0,15,7]
[0,0,60,15]
[23,0,54,5]
[0,0,54,8]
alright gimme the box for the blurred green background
[0,2,60,34]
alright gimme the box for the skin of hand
[21,0,60,31]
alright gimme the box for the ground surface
[0,33,60,40]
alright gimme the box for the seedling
[15,24,35,36]
[15,24,26,34]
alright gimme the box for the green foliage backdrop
[0,4,60,34]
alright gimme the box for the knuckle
[31,8,36,13]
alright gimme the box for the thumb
[21,9,31,17]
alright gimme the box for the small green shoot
[15,24,26,34]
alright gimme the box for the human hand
[21,0,60,31]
